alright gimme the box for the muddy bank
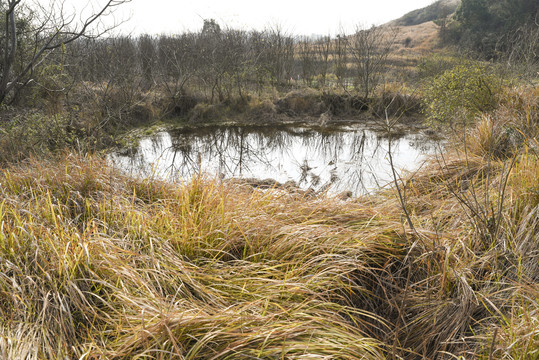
[226,177,354,200]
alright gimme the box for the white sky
[43,0,437,36]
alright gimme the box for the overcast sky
[50,0,437,36]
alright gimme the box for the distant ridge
[389,0,461,27]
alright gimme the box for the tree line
[64,20,397,104]
[1,4,398,112]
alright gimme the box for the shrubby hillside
[390,0,461,26]
[448,0,539,59]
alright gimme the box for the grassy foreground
[0,88,538,359]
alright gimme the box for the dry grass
[0,154,400,359]
[0,87,538,359]
[390,21,441,56]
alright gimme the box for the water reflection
[110,124,438,196]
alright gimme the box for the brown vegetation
[0,86,537,359]
[0,2,538,358]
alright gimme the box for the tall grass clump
[403,84,539,358]
[0,154,408,359]
[465,86,539,159]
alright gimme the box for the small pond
[110,124,439,196]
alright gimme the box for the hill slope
[390,0,460,26]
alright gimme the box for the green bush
[422,64,501,125]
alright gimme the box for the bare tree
[298,36,315,86]
[248,30,271,95]
[220,28,250,100]
[264,24,295,87]
[198,20,226,102]
[156,33,197,102]
[314,35,332,89]
[0,0,130,105]
[349,25,397,99]
[138,34,156,90]
[333,33,349,92]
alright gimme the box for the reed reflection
[110,124,438,195]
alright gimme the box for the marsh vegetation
[0,0,538,358]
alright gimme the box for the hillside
[390,0,460,26]
[379,0,461,59]
[390,21,440,55]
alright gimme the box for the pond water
[110,124,439,196]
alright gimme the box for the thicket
[448,0,539,66]
[61,24,401,118]
[1,18,400,111]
